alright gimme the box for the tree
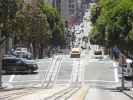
[41,4,65,48]
[52,25,64,47]
[0,0,17,46]
[15,2,51,58]
[90,0,133,52]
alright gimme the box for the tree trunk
[38,43,43,59]
[32,42,37,59]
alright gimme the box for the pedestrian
[112,45,120,61]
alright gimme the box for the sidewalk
[113,61,133,100]
[85,88,133,100]
[123,91,133,100]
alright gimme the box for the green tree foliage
[41,4,65,47]
[15,2,65,58]
[0,0,17,45]
[15,2,52,58]
[0,0,65,58]
[90,0,133,51]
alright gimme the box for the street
[0,2,133,99]
[1,48,128,100]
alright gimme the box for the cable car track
[44,87,80,100]
[0,88,37,100]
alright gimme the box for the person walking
[112,45,120,61]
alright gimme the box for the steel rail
[44,87,72,100]
[52,55,63,86]
[41,56,55,87]
[0,88,37,100]
[44,55,63,88]
[54,87,80,100]
[44,87,80,100]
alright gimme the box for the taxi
[70,48,81,58]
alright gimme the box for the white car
[15,47,28,52]
[12,47,33,59]
[93,50,103,59]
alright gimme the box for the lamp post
[0,51,2,88]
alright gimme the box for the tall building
[24,0,83,26]
[61,0,82,26]
[43,0,53,5]
[54,0,61,14]
[43,0,61,15]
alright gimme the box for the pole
[131,62,133,88]
[0,50,2,88]
[119,53,126,91]
[0,67,2,88]
[121,64,125,91]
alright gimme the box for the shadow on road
[100,87,133,100]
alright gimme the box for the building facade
[24,0,83,26]
[42,0,61,15]
[61,0,82,26]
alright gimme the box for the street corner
[71,85,89,100]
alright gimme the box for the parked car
[2,55,38,74]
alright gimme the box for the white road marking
[70,59,79,84]
[84,80,118,83]
[114,68,119,82]
[9,75,15,82]
[113,62,119,82]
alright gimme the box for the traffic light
[65,20,68,27]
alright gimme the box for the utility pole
[118,52,129,91]
[0,49,2,88]
[121,64,125,91]
[131,61,133,89]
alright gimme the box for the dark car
[2,56,38,74]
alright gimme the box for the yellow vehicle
[70,48,80,58]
